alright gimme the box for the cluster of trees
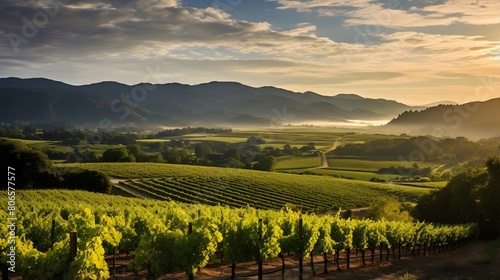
[1,139,112,193]
[415,157,500,238]
[190,139,316,171]
[332,136,500,162]
[1,139,59,189]
[0,124,25,138]
[101,144,188,164]
[62,170,113,194]
[364,156,499,240]
[1,123,320,172]
[179,137,280,170]
[97,137,282,171]
[377,163,432,177]
[366,197,414,222]
[97,136,318,172]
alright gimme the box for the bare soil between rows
[108,240,499,280]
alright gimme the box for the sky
[0,0,499,105]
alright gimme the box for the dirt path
[109,239,499,280]
[202,241,499,280]
[321,207,370,217]
[313,241,500,280]
[320,139,342,168]
[110,177,153,198]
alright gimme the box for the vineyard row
[0,190,476,280]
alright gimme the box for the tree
[127,144,143,157]
[415,169,486,225]
[147,154,165,163]
[366,197,413,222]
[63,170,113,194]
[271,148,284,157]
[299,143,316,152]
[253,156,276,171]
[162,148,190,164]
[246,136,265,145]
[106,134,137,145]
[22,124,38,139]
[283,144,294,156]
[126,144,164,163]
[0,124,24,138]
[127,144,147,162]
[146,141,163,151]
[0,139,59,189]
[415,157,500,238]
[101,147,136,162]
[477,157,500,237]
[194,144,213,158]
[223,148,240,161]
[220,157,243,168]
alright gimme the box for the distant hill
[0,77,421,127]
[423,100,458,107]
[385,98,500,138]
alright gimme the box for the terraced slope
[60,163,430,212]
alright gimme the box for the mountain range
[385,98,500,138]
[2,77,498,138]
[0,77,419,127]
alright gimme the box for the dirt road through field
[320,139,342,168]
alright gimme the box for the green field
[326,157,440,172]
[136,138,171,142]
[73,143,118,158]
[0,137,53,144]
[394,181,448,189]
[179,136,250,143]
[275,156,322,170]
[0,137,119,160]
[304,168,397,181]
[29,142,74,154]
[156,130,340,147]
[4,138,74,160]
[153,129,409,149]
[59,162,430,212]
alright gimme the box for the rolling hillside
[386,98,500,138]
[59,162,429,212]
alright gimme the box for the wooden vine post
[188,222,194,280]
[258,218,263,280]
[298,218,303,280]
[50,219,55,249]
[69,232,77,262]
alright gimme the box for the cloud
[421,0,500,25]
[0,2,269,56]
[0,0,353,64]
[0,0,499,104]
[283,23,317,36]
[272,0,369,11]
[271,0,500,27]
